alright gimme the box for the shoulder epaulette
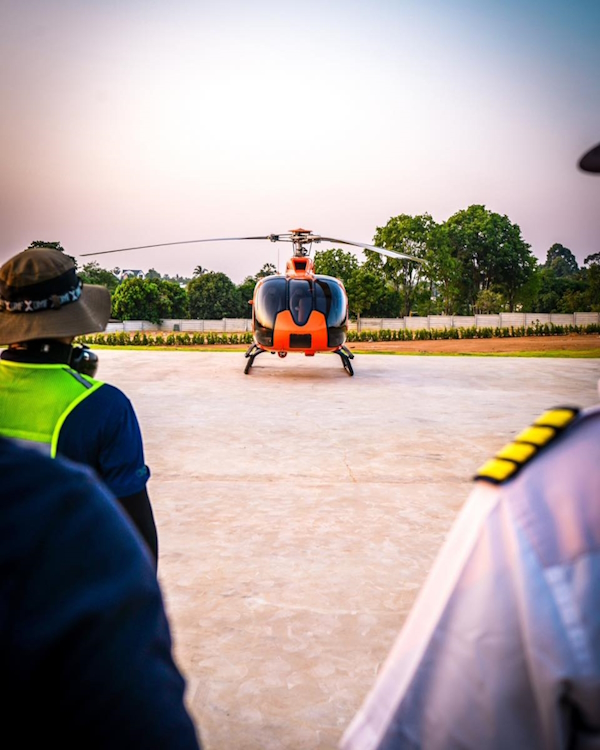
[474,406,580,485]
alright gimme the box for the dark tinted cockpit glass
[315,278,346,327]
[254,277,286,330]
[289,279,313,326]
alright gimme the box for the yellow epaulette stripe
[476,458,519,483]
[496,442,537,463]
[514,425,556,446]
[534,408,579,429]
[475,406,579,485]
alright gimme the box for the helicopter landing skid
[335,345,355,376]
[244,343,266,374]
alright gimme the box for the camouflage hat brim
[0,283,111,345]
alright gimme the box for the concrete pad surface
[97,350,598,750]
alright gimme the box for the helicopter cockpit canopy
[254,275,347,348]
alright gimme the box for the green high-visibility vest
[0,360,104,457]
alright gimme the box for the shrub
[74,321,600,347]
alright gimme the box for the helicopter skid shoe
[335,348,354,376]
[244,344,266,374]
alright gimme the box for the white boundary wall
[105,312,600,334]
[352,313,599,331]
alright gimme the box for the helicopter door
[288,280,313,326]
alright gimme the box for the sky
[0,0,598,283]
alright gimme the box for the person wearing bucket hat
[0,246,158,567]
[340,151,600,750]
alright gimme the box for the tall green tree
[345,266,385,328]
[157,279,188,318]
[256,263,277,278]
[514,268,542,313]
[237,276,256,317]
[112,278,164,323]
[79,262,119,292]
[187,271,242,318]
[474,289,506,313]
[534,267,562,312]
[534,244,585,313]
[545,243,579,276]
[368,214,434,317]
[444,205,535,312]
[313,248,359,285]
[424,224,462,314]
[584,252,600,311]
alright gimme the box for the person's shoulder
[0,437,154,570]
[0,438,112,555]
[474,405,598,487]
[0,437,96,494]
[84,380,135,411]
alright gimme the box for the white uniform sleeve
[341,411,600,750]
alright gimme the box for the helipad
[97,350,598,750]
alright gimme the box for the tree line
[313,207,598,320]
[35,205,599,322]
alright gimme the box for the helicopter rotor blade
[80,236,280,258]
[79,232,424,263]
[314,236,425,263]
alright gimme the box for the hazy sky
[1,0,598,282]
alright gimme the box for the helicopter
[81,229,423,376]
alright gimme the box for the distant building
[119,269,145,281]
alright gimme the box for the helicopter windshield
[288,279,313,326]
[254,277,286,331]
[315,278,346,328]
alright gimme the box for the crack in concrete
[343,452,357,483]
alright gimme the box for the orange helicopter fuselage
[251,256,348,356]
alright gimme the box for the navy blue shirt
[0,348,150,499]
[0,438,200,748]
[59,383,150,498]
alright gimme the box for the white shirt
[341,405,600,750]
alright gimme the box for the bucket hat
[579,142,600,173]
[0,247,111,345]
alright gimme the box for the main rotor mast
[267,228,316,257]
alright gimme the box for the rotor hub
[290,228,314,257]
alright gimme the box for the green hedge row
[347,322,600,342]
[77,322,600,347]
[77,331,255,346]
